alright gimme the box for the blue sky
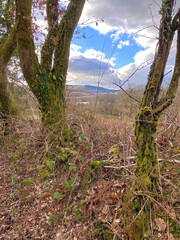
[35,0,179,89]
[72,27,145,69]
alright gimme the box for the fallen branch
[103,158,180,169]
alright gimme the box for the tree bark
[16,0,85,145]
[135,0,180,190]
[126,1,180,239]
[0,26,19,117]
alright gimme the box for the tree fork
[16,0,85,146]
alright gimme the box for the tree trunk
[135,1,180,190]
[135,110,158,190]
[16,0,85,145]
[39,71,72,146]
[0,26,19,117]
[125,1,180,239]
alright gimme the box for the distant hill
[67,85,117,98]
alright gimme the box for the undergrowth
[0,102,180,240]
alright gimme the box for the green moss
[89,161,101,168]
[0,26,19,116]
[102,230,114,240]
[81,161,101,189]
[42,105,72,146]
[81,168,91,190]
[39,168,50,181]
[135,104,159,190]
[141,173,152,189]
[120,191,150,240]
[30,69,72,146]
[134,210,148,240]
[0,79,19,115]
[122,103,159,239]
[16,0,40,90]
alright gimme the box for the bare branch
[114,83,140,103]
[119,61,152,89]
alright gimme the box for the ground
[0,108,180,240]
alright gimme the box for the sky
[36,0,180,89]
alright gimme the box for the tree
[16,0,85,145]
[0,0,15,46]
[127,1,180,239]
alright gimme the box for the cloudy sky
[36,0,179,89]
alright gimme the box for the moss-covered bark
[16,0,85,145]
[135,108,158,189]
[0,26,19,116]
[38,69,72,145]
[16,0,40,90]
[134,0,180,190]
[124,1,180,239]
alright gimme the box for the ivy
[32,71,49,104]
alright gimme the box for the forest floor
[0,113,180,240]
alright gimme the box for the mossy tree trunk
[135,0,180,190]
[0,0,19,119]
[16,0,85,145]
[127,1,180,239]
[0,26,19,118]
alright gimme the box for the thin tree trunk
[135,1,180,190]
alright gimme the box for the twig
[103,165,135,176]
[158,159,180,164]
[118,61,151,88]
[134,191,180,225]
[162,112,180,127]
[161,176,179,191]
[103,164,136,169]
[114,83,140,103]
[148,3,158,29]
[163,69,172,78]
[133,197,149,223]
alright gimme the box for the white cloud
[80,0,179,87]
[32,0,179,88]
[83,49,105,60]
[68,44,119,88]
[71,44,82,51]
[134,47,154,66]
[118,40,130,49]
[81,0,162,35]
